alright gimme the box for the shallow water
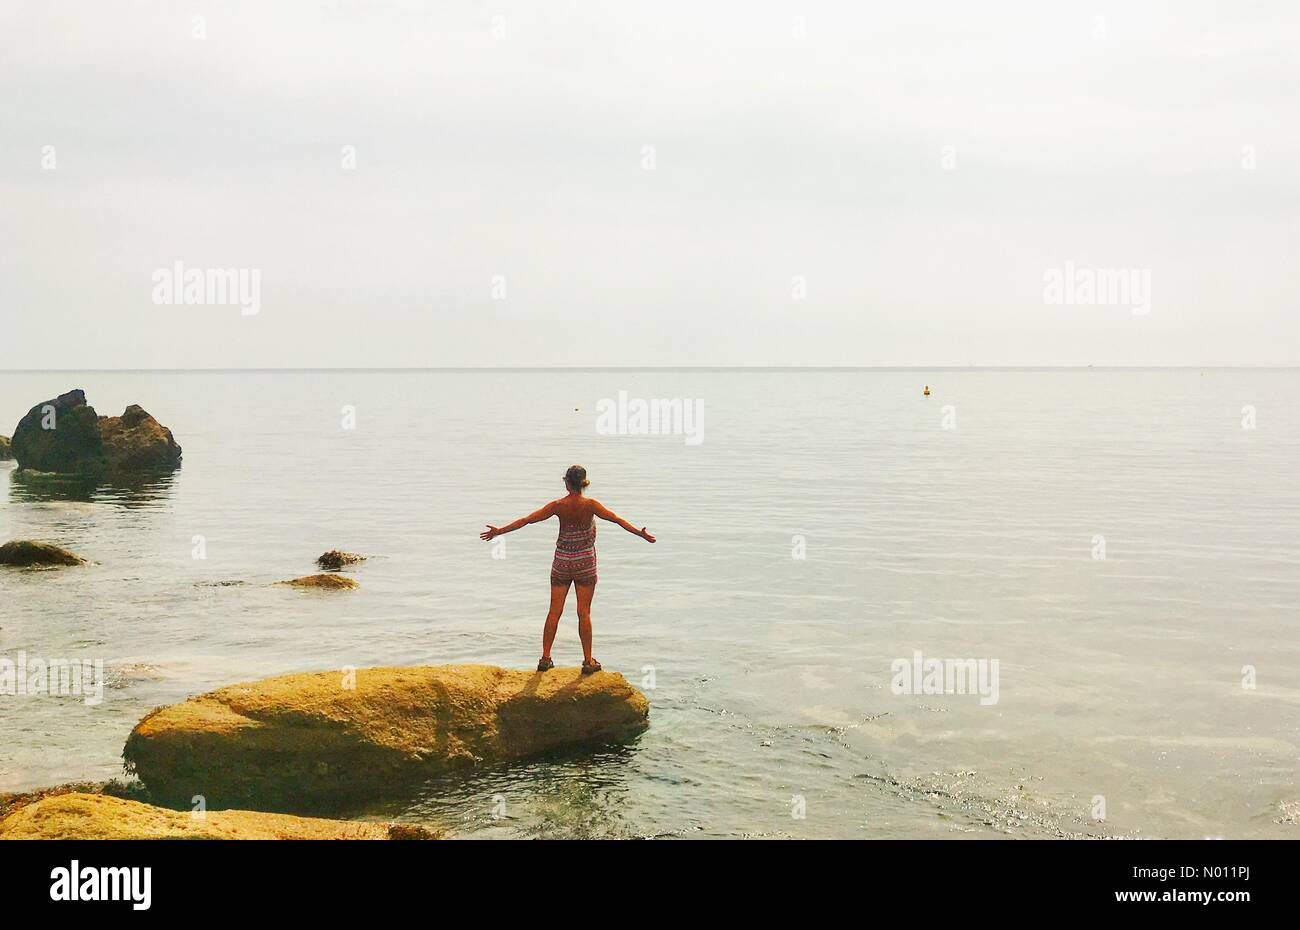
[1,369,1297,838]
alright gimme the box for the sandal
[581,659,602,675]
[537,657,554,672]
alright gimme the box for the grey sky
[1,1,1297,368]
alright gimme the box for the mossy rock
[277,574,359,590]
[316,550,366,571]
[0,540,86,567]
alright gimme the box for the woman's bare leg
[543,583,569,660]
[576,582,597,664]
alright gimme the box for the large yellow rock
[124,664,650,810]
[0,792,427,840]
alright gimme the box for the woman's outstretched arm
[481,501,557,540]
[592,500,656,543]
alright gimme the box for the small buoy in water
[923,385,930,396]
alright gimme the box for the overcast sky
[1,1,1296,368]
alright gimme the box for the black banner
[0,839,1274,915]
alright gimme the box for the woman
[481,465,655,674]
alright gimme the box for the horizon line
[1,366,1298,374]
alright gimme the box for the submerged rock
[10,389,180,474]
[0,792,434,840]
[278,573,359,590]
[124,664,651,810]
[0,435,11,460]
[316,550,366,571]
[0,540,86,567]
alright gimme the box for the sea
[1,368,1297,838]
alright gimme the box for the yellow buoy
[923,386,930,396]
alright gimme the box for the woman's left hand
[480,525,500,541]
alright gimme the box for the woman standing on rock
[480,465,655,674]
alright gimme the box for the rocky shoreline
[1,388,652,839]
[1,664,650,838]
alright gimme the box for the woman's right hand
[480,525,500,541]
[640,528,656,543]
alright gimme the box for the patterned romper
[550,523,598,587]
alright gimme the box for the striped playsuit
[550,523,598,587]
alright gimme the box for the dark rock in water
[0,435,11,460]
[316,550,366,571]
[0,540,86,567]
[10,390,103,473]
[97,405,183,472]
[10,389,181,474]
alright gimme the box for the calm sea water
[1,369,1297,838]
